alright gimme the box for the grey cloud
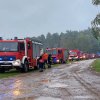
[0,0,98,39]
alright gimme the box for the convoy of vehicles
[68,49,97,61]
[0,37,98,73]
[0,37,43,73]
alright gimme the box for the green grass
[0,63,62,79]
[0,68,36,79]
[52,64,61,67]
[92,59,100,72]
[0,70,21,79]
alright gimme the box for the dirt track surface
[0,59,100,100]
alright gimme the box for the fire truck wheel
[23,61,29,72]
[0,68,5,73]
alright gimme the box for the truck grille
[0,62,12,67]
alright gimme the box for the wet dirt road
[0,59,100,100]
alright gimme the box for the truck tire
[21,61,29,73]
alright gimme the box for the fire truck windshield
[52,49,57,55]
[46,50,52,54]
[69,52,77,55]
[0,42,18,52]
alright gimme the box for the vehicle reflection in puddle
[13,90,20,96]
[41,79,50,84]
[35,96,61,100]
[2,79,26,98]
[12,80,22,96]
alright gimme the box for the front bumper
[69,56,78,60]
[0,60,21,69]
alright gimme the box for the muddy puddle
[0,60,100,100]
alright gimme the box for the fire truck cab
[0,37,43,73]
[68,49,81,61]
[46,48,67,63]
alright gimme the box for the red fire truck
[82,53,89,60]
[0,37,43,73]
[46,48,68,63]
[89,53,96,59]
[68,49,81,61]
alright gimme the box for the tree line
[91,0,100,39]
[31,28,100,53]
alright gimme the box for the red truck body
[68,49,81,61]
[0,38,43,72]
[46,48,67,63]
[89,53,96,59]
[82,53,88,60]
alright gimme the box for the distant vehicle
[89,53,96,59]
[82,53,89,60]
[46,48,68,63]
[95,52,100,58]
[79,51,84,60]
[68,49,82,61]
[0,37,43,73]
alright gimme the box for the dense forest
[31,28,100,53]
[92,0,100,39]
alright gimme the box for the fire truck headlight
[75,56,78,58]
[83,56,85,58]
[56,60,59,63]
[13,60,21,66]
[0,58,2,61]
[68,57,71,59]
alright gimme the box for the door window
[19,42,25,51]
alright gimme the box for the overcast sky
[0,0,99,39]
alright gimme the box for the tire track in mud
[0,60,99,100]
[68,60,100,99]
[60,88,72,96]
[73,73,100,99]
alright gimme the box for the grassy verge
[0,68,37,79]
[0,63,64,79]
[92,59,100,72]
[0,70,21,79]
[52,64,61,67]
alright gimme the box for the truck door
[58,49,63,61]
[19,42,25,59]
[27,42,33,64]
